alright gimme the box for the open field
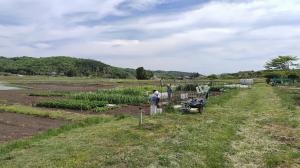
[0,81,298,167]
[1,1,300,167]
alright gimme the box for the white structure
[180,93,189,100]
[240,79,254,85]
[224,84,250,88]
[196,85,210,95]
[160,92,169,100]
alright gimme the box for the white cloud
[1,0,300,74]
[125,0,169,10]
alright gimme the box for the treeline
[0,56,198,79]
[0,56,135,78]
[207,70,300,80]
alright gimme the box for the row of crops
[72,93,147,105]
[29,91,69,97]
[37,99,108,110]
[31,87,156,112]
[32,85,231,112]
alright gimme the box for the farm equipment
[180,85,210,113]
[182,98,206,113]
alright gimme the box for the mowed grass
[227,85,300,168]
[0,105,95,121]
[0,85,299,168]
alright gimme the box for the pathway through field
[0,85,299,168]
[226,85,299,168]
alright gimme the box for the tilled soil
[103,105,150,116]
[0,90,55,106]
[0,82,115,106]
[23,83,115,91]
[0,112,68,143]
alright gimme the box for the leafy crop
[29,92,69,97]
[94,106,116,113]
[37,99,108,110]
[72,93,147,105]
[96,88,145,96]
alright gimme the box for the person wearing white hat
[149,90,160,115]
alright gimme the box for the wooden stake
[139,107,143,126]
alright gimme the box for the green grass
[0,116,113,159]
[0,105,95,121]
[0,87,242,167]
[0,85,299,167]
[274,87,300,110]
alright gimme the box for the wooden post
[139,107,143,127]
[160,79,163,94]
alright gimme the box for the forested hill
[0,56,197,79]
[0,56,135,78]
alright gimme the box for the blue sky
[0,0,300,74]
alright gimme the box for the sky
[1,0,300,75]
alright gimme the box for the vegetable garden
[32,87,156,112]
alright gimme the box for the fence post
[139,107,143,127]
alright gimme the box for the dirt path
[0,112,68,143]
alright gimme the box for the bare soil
[0,90,54,106]
[23,83,115,91]
[0,112,68,143]
[103,105,150,116]
[0,82,116,106]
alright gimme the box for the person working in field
[149,90,160,115]
[167,84,173,102]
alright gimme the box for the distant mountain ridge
[0,56,199,79]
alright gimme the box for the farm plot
[0,112,67,143]
[33,87,152,114]
[1,85,298,167]
[32,85,229,115]
[0,80,122,106]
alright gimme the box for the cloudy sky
[1,0,300,74]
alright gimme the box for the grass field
[0,84,299,168]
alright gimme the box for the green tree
[265,56,299,70]
[136,67,153,80]
[207,74,218,80]
[190,73,200,79]
[136,67,147,80]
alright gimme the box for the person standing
[167,84,173,102]
[149,90,158,115]
[154,90,162,113]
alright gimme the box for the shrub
[176,84,198,91]
[164,104,176,113]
